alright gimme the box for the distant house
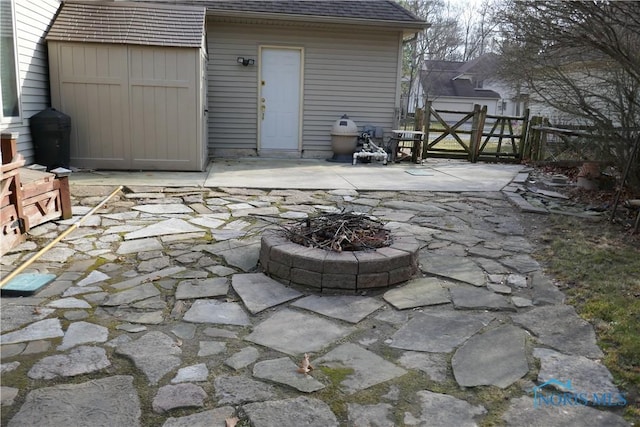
[421,53,528,121]
[1,0,60,164]
[5,0,426,170]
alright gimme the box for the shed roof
[133,0,425,29]
[46,2,206,47]
[202,0,422,23]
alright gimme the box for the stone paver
[28,346,110,379]
[162,407,236,427]
[253,357,325,392]
[58,321,109,350]
[1,182,626,427]
[214,375,276,405]
[115,331,181,385]
[383,277,450,309]
[124,218,202,240]
[8,376,140,427]
[175,278,229,300]
[512,305,604,358]
[404,390,486,427]
[232,273,302,314]
[101,283,160,306]
[245,309,353,355]
[419,255,486,286]
[225,346,260,370]
[397,351,449,383]
[452,325,528,388]
[152,383,207,413]
[533,347,624,405]
[171,363,209,383]
[450,286,515,311]
[348,403,395,427]
[1,318,64,345]
[389,310,494,353]
[291,295,384,323]
[315,343,407,394]
[502,396,630,427]
[183,300,250,326]
[243,397,338,427]
[0,305,55,333]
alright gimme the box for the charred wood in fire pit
[279,212,392,252]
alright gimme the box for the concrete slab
[204,159,522,191]
[69,159,521,192]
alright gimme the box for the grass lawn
[531,215,640,422]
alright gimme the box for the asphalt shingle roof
[201,0,422,22]
[422,54,501,99]
[46,2,206,47]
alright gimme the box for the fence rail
[413,102,530,163]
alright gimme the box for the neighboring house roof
[422,53,501,99]
[134,0,426,30]
[456,52,499,76]
[46,2,206,47]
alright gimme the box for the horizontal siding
[0,0,60,164]
[207,22,401,157]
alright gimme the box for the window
[1,0,20,119]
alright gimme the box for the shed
[199,0,426,159]
[46,1,208,171]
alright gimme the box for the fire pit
[260,213,419,292]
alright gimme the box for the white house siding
[0,0,59,163]
[207,20,402,158]
[431,97,499,124]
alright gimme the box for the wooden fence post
[519,108,530,161]
[527,116,543,161]
[469,104,486,163]
[469,105,480,162]
[413,107,424,163]
[421,100,432,160]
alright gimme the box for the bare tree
[460,0,501,61]
[498,1,640,189]
[399,0,463,119]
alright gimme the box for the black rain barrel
[29,108,71,170]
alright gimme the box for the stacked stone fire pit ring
[259,229,420,292]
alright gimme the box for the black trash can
[29,108,71,170]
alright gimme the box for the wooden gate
[420,102,530,163]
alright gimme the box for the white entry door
[259,48,302,155]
